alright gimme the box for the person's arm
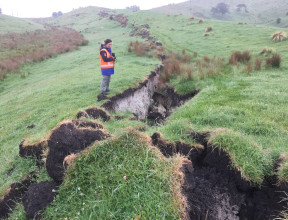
[100,51,115,62]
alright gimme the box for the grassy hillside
[0,7,160,197]
[0,14,43,33]
[127,10,288,180]
[1,6,288,219]
[151,0,288,27]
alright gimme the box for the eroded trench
[99,69,288,220]
[1,68,287,219]
[101,67,198,124]
[152,132,288,220]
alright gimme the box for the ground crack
[151,132,288,220]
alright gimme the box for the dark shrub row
[0,27,88,80]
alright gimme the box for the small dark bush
[254,59,262,71]
[206,26,212,32]
[245,62,253,74]
[260,47,275,56]
[277,18,281,24]
[134,41,147,56]
[229,51,251,65]
[0,27,88,79]
[128,41,163,58]
[266,54,281,68]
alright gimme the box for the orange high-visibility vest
[100,48,114,69]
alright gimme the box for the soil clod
[19,140,47,165]
[97,93,108,101]
[27,124,35,129]
[0,179,32,219]
[22,181,57,219]
[72,120,104,129]
[77,107,111,122]
[46,120,109,183]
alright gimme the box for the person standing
[98,39,116,100]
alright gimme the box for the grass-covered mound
[43,130,182,219]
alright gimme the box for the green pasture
[1,7,288,219]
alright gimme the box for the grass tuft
[260,47,275,56]
[271,31,287,42]
[128,40,163,58]
[254,59,262,71]
[206,26,212,32]
[229,51,251,65]
[245,61,253,74]
[208,129,273,185]
[276,153,288,183]
[266,53,281,68]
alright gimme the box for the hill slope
[0,14,43,33]
[1,7,288,219]
[151,0,288,27]
[0,6,160,197]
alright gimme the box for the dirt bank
[101,67,198,123]
[152,132,287,220]
[22,181,57,219]
[101,70,160,120]
[46,120,109,183]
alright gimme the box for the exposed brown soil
[98,10,128,27]
[130,23,156,41]
[46,120,109,183]
[151,132,204,161]
[76,107,111,122]
[148,87,199,124]
[98,10,109,18]
[0,179,32,219]
[22,181,57,219]
[152,132,288,220]
[3,120,109,218]
[27,124,35,129]
[19,140,47,165]
[101,67,198,123]
[97,93,108,101]
[109,14,128,27]
[71,120,104,129]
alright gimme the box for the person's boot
[97,92,108,101]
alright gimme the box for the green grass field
[1,6,288,219]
